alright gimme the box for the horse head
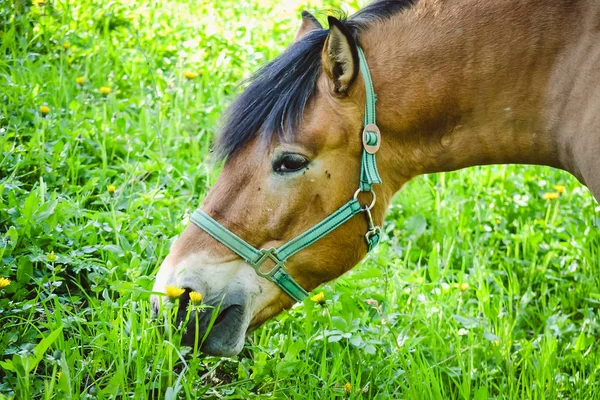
[151,11,401,356]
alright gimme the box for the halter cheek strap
[358,47,382,192]
[190,47,381,303]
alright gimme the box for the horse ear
[294,11,322,42]
[322,16,359,96]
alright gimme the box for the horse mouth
[212,304,243,328]
[175,288,248,356]
[199,304,246,356]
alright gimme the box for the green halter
[190,47,382,303]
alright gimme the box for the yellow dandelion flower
[47,251,57,262]
[189,291,203,305]
[311,292,325,305]
[99,86,112,95]
[0,277,10,289]
[554,185,566,194]
[62,43,70,50]
[454,283,469,291]
[543,192,559,200]
[343,382,352,396]
[75,76,85,84]
[107,185,116,194]
[165,285,185,300]
[40,105,50,115]
[32,0,46,5]
[183,71,198,79]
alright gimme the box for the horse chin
[248,296,293,331]
[201,335,246,357]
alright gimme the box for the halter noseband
[190,47,382,303]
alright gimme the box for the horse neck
[360,0,590,192]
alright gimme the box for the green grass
[1,0,600,398]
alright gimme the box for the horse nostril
[176,288,193,324]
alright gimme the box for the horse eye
[273,153,309,173]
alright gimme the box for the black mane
[216,0,416,158]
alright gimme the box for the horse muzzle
[151,253,273,356]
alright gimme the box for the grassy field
[1,0,600,399]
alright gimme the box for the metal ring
[353,189,377,210]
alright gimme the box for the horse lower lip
[195,304,247,356]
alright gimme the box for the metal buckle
[362,124,381,154]
[252,248,285,278]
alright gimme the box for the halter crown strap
[188,45,382,303]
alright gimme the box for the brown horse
[152,0,600,356]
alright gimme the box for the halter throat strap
[189,46,381,303]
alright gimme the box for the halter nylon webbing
[190,46,381,303]
[358,47,382,192]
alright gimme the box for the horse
[151,0,600,356]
